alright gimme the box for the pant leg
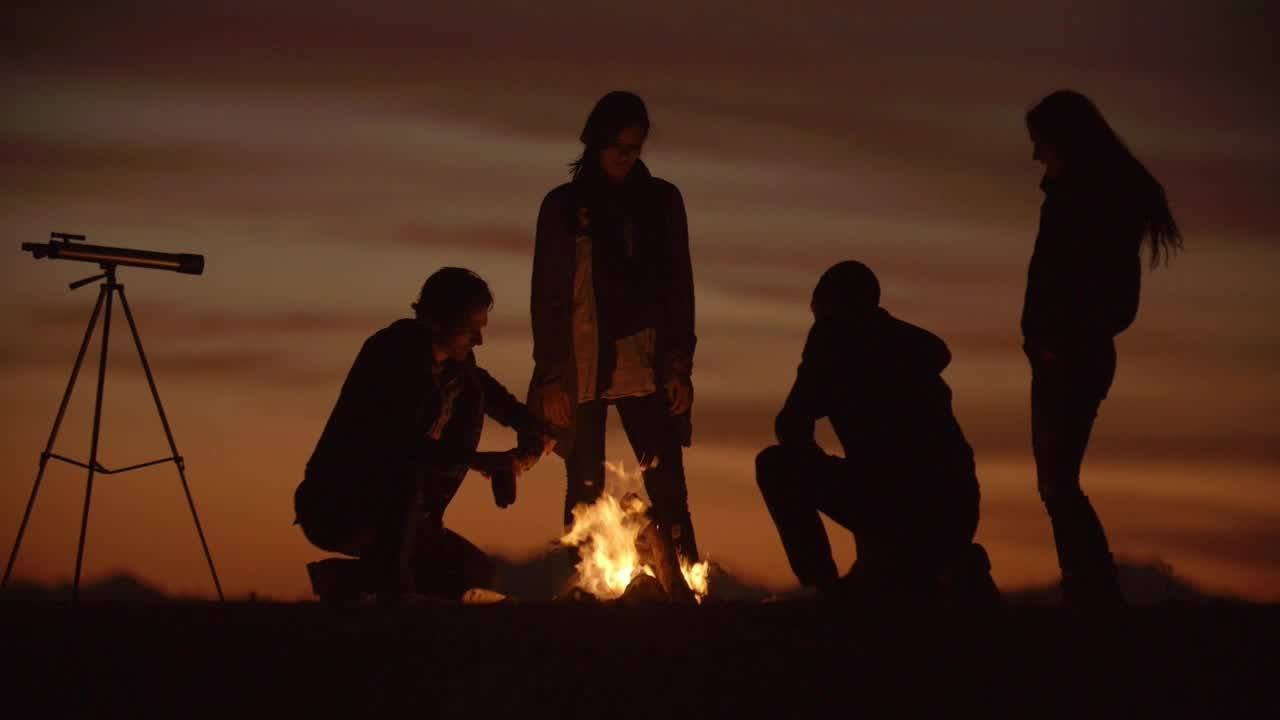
[296,475,357,555]
[564,400,607,527]
[909,462,982,570]
[866,466,990,602]
[295,471,376,555]
[410,526,496,598]
[1029,342,1119,595]
[615,392,700,562]
[755,444,859,589]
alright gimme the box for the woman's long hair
[569,91,650,182]
[1027,89,1183,268]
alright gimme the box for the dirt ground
[4,598,1274,718]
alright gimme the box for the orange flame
[559,460,709,603]
[681,558,710,598]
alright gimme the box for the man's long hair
[412,267,493,329]
[1027,90,1183,268]
[569,91,650,182]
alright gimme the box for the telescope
[21,232,204,275]
[4,230,223,603]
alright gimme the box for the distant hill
[493,552,1245,605]
[1006,557,1246,606]
[1,557,1247,606]
[3,572,172,604]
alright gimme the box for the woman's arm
[530,187,575,389]
[1027,189,1143,349]
[659,182,697,381]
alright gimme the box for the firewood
[635,517,697,604]
[619,573,666,606]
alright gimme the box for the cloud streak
[1,0,1276,600]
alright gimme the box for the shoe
[307,558,372,605]
[461,588,509,605]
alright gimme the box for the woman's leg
[1029,342,1121,603]
[563,400,607,528]
[615,392,700,562]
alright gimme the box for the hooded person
[756,261,997,604]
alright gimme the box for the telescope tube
[21,241,204,275]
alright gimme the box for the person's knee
[755,445,789,485]
[298,521,333,553]
[1030,436,1064,470]
[299,517,362,556]
[961,542,992,574]
[1038,473,1086,508]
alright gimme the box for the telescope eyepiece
[21,242,51,259]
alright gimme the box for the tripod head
[22,231,205,277]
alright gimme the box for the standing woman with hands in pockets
[528,91,701,567]
[1022,90,1183,606]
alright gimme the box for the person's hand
[542,384,572,428]
[664,377,692,416]
[490,469,517,508]
[472,451,519,479]
[473,451,520,508]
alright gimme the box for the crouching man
[295,267,551,602]
[756,261,998,604]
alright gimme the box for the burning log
[634,515,697,604]
[618,573,667,606]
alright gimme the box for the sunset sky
[2,1,1277,601]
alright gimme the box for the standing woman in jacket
[1022,90,1182,605]
[529,91,700,567]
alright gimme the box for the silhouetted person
[295,268,550,601]
[757,262,997,604]
[1023,90,1182,607]
[529,91,700,563]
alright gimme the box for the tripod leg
[73,284,115,603]
[3,285,108,590]
[117,286,225,602]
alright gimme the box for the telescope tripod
[2,265,224,601]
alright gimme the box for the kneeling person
[295,268,549,601]
[756,261,997,603]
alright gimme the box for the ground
[4,597,1274,718]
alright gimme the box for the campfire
[559,460,710,604]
